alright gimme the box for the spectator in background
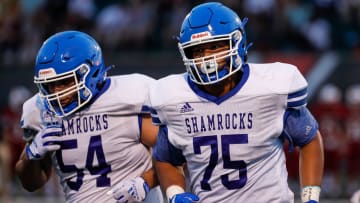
[1,0,360,67]
[94,1,155,51]
[345,84,360,195]
[309,84,349,197]
[0,0,24,66]
[0,86,31,199]
[67,0,96,32]
[153,0,190,50]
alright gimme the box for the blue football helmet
[34,30,108,117]
[178,2,251,85]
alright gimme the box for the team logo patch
[41,110,62,128]
[180,102,194,113]
[191,31,211,41]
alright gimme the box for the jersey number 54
[56,135,111,191]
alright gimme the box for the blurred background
[0,0,359,202]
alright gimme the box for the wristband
[301,186,321,203]
[166,185,185,200]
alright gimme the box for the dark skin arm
[141,160,159,189]
[299,131,324,187]
[140,114,160,188]
[140,114,158,148]
[155,161,186,194]
[15,148,53,192]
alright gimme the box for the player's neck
[200,71,242,97]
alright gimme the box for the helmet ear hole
[91,69,100,89]
[92,69,99,78]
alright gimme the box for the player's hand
[25,126,63,160]
[108,177,150,203]
[169,192,200,203]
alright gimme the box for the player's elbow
[22,183,41,192]
[17,174,45,192]
[15,162,46,192]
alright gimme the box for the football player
[150,2,324,203]
[15,30,160,203]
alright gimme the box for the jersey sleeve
[148,80,168,126]
[150,108,160,125]
[152,126,186,166]
[139,75,156,115]
[148,73,190,126]
[286,67,308,109]
[20,95,42,142]
[122,74,156,115]
[102,74,156,115]
[281,106,318,148]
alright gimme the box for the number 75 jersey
[21,74,154,202]
[150,63,308,203]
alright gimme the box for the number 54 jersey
[21,74,155,202]
[150,63,309,203]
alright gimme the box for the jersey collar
[187,64,249,105]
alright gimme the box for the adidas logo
[305,125,312,135]
[180,102,194,113]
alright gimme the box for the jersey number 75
[193,134,248,190]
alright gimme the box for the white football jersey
[150,63,309,203]
[21,74,155,202]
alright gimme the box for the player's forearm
[155,161,186,193]
[141,167,158,189]
[299,131,324,187]
[15,148,51,192]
